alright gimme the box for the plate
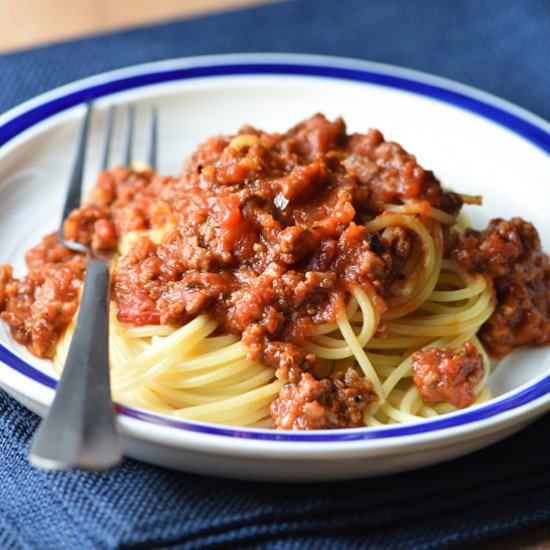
[0,53,549,481]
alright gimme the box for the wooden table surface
[0,0,276,53]
[1,1,549,548]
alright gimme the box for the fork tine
[123,104,135,168]
[100,105,115,171]
[58,101,92,243]
[147,107,158,171]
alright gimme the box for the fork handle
[29,258,121,471]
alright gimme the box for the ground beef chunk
[246,338,317,384]
[343,129,462,216]
[481,276,550,357]
[0,237,85,357]
[412,342,484,409]
[25,232,84,269]
[270,369,377,429]
[451,218,550,357]
[451,217,542,279]
[63,204,117,250]
[65,167,178,251]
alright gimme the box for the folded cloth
[0,1,549,549]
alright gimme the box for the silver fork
[29,102,157,471]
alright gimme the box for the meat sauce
[451,218,550,357]
[1,114,549,429]
[411,342,484,409]
[0,234,85,357]
[271,369,377,430]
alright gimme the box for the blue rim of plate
[0,56,549,443]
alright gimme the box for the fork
[28,102,157,471]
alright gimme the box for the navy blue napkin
[1,0,550,121]
[1,1,549,548]
[1,387,550,549]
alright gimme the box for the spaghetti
[2,114,549,430]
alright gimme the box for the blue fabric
[1,0,549,121]
[0,1,549,548]
[1,388,550,549]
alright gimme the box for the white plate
[0,53,549,481]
